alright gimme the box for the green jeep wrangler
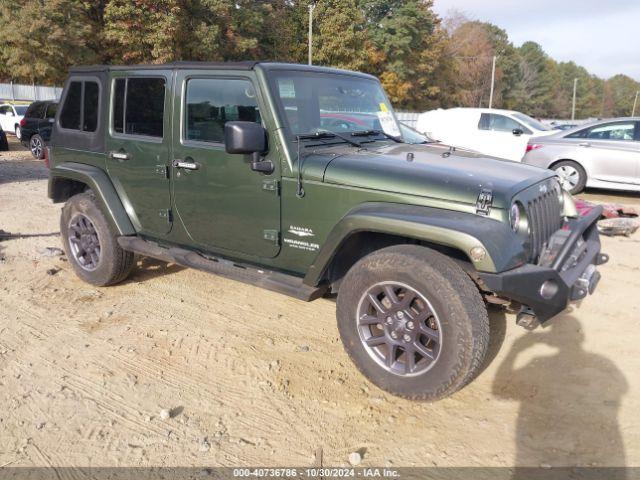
[48,62,607,400]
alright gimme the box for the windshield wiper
[350,129,402,143]
[294,131,362,200]
[297,130,362,148]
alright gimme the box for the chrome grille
[526,184,563,262]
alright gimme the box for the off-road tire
[336,244,489,401]
[552,160,587,194]
[61,192,135,286]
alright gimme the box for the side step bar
[117,236,327,302]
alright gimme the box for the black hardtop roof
[68,61,376,80]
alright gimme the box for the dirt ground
[1,135,639,469]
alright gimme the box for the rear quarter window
[59,80,100,132]
[60,82,82,129]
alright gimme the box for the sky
[432,0,639,81]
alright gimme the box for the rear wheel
[61,192,135,286]
[336,244,489,401]
[552,160,586,194]
[29,134,44,159]
[15,125,21,140]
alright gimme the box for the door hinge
[155,165,169,179]
[262,179,280,195]
[159,209,172,222]
[263,229,280,245]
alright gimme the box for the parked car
[415,107,556,161]
[20,100,57,159]
[317,112,434,144]
[0,103,28,139]
[552,123,578,131]
[0,125,8,151]
[48,62,606,401]
[399,122,432,144]
[523,118,640,194]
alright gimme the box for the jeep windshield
[269,70,403,142]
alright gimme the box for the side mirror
[224,121,273,174]
[225,121,266,154]
[512,128,524,136]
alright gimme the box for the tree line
[1,0,638,119]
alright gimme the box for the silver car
[523,118,640,194]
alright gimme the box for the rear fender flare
[48,162,136,236]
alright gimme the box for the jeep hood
[304,142,554,209]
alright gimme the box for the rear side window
[27,102,46,119]
[568,122,636,141]
[478,113,530,134]
[45,103,57,119]
[111,77,165,138]
[60,80,100,132]
[185,78,261,144]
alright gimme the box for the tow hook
[516,306,540,330]
[571,264,601,300]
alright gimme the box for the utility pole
[308,3,316,66]
[633,90,639,117]
[571,78,578,121]
[488,55,497,109]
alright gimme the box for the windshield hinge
[262,179,280,195]
[263,229,280,245]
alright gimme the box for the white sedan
[0,103,28,139]
[415,107,556,162]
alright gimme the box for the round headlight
[510,203,521,233]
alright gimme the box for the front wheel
[336,245,489,401]
[15,125,21,140]
[29,134,44,159]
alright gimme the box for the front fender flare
[304,202,528,286]
[48,162,136,236]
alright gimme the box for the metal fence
[395,111,420,128]
[0,82,62,102]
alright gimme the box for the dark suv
[20,100,57,159]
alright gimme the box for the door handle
[172,159,199,170]
[578,142,591,147]
[109,151,130,161]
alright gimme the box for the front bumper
[478,206,608,324]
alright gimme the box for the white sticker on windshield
[278,79,296,99]
[377,111,401,137]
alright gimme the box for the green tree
[603,74,640,117]
[555,61,603,119]
[0,0,100,84]
[359,0,444,108]
[311,0,370,72]
[507,42,556,117]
